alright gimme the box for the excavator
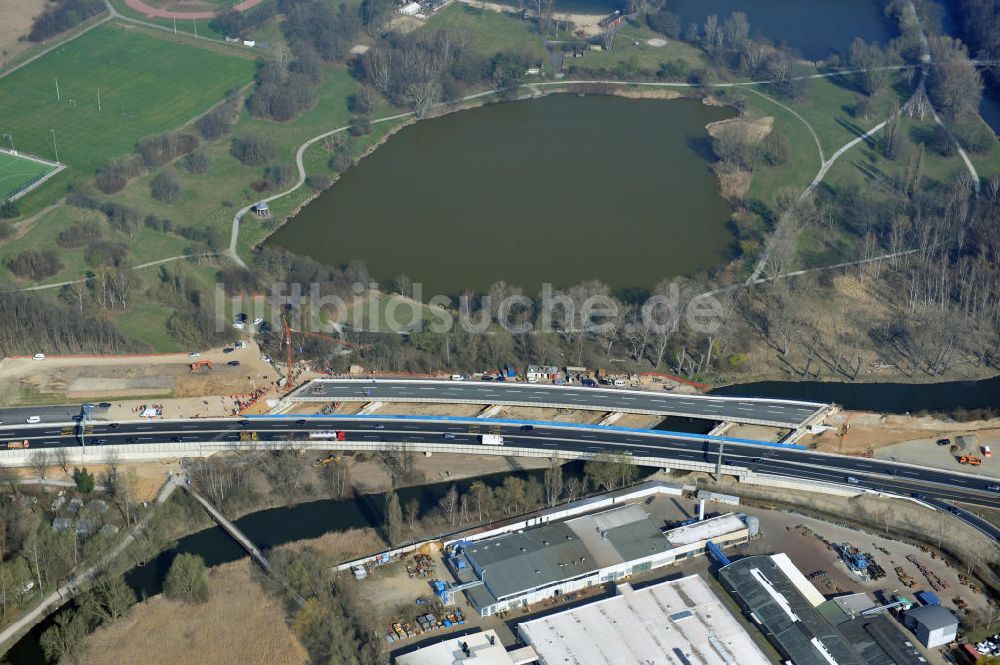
[190,360,213,372]
[312,454,342,468]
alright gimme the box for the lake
[267,94,735,297]
[667,0,894,61]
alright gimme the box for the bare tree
[54,447,71,476]
[28,451,52,480]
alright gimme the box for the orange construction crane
[190,360,213,372]
[280,316,369,388]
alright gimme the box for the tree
[164,553,209,603]
[28,450,52,480]
[81,574,135,624]
[39,609,88,663]
[544,458,563,508]
[404,498,420,532]
[73,467,95,494]
[0,199,19,219]
[384,489,403,544]
[439,485,459,527]
[926,36,982,119]
[54,447,71,475]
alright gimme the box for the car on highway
[845,476,860,484]
[988,484,1000,492]
[171,436,183,442]
[94,438,108,445]
[296,419,307,426]
[372,424,385,430]
[26,416,40,424]
[125,437,138,443]
[110,423,119,428]
[444,433,456,439]
[32,353,45,361]
[520,425,534,431]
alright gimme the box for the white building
[904,605,958,648]
[395,630,537,665]
[518,575,772,665]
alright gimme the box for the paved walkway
[0,474,182,650]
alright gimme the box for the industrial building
[394,630,537,665]
[904,605,958,648]
[445,504,751,616]
[518,575,772,665]
[720,553,869,665]
[721,554,936,665]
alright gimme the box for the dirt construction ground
[0,340,280,406]
[811,410,1000,477]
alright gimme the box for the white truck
[480,434,504,446]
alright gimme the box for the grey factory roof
[456,504,669,604]
[906,605,958,631]
[818,597,929,665]
[719,555,867,665]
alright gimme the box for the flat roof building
[394,630,537,665]
[519,575,771,665]
[449,504,675,616]
[720,554,868,665]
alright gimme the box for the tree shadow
[836,116,877,148]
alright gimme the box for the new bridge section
[0,416,997,509]
[286,379,831,429]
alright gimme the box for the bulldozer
[190,360,213,372]
[959,455,983,466]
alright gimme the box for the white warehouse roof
[665,513,747,546]
[395,630,536,665]
[517,575,771,665]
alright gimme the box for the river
[3,466,582,664]
[266,94,735,297]
[711,375,1000,414]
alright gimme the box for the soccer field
[0,22,255,178]
[0,151,56,201]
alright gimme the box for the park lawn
[112,297,183,351]
[820,116,970,191]
[741,90,820,211]
[0,21,255,193]
[566,23,708,75]
[422,5,548,62]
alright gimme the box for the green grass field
[0,151,56,201]
[0,21,255,179]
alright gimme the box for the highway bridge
[0,415,997,512]
[286,379,831,429]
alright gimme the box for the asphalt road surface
[289,379,829,428]
[2,416,998,512]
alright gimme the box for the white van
[32,353,45,361]
[613,378,626,386]
[450,374,465,381]
[26,416,41,424]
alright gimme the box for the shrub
[231,134,276,167]
[137,132,199,167]
[28,0,104,41]
[150,170,182,204]
[95,154,145,194]
[185,150,211,174]
[84,241,130,268]
[6,250,64,280]
[57,219,102,248]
